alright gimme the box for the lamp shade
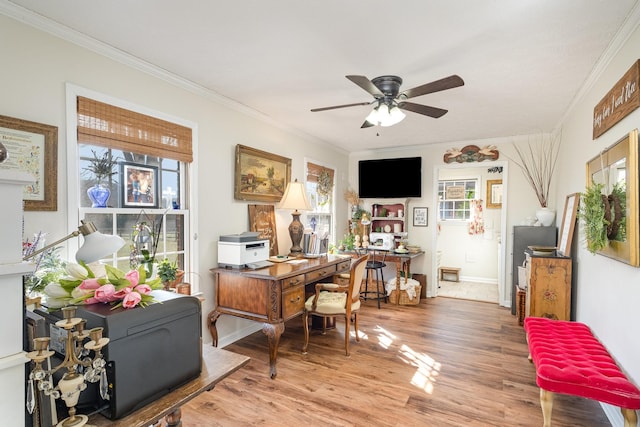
[75,222,126,263]
[278,179,311,211]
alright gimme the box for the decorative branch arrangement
[510,132,561,208]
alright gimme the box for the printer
[218,232,270,268]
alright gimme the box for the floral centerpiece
[43,262,164,310]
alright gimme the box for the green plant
[24,247,67,294]
[580,182,609,253]
[339,234,356,251]
[157,258,178,283]
[83,149,119,184]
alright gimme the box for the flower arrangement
[82,149,119,185]
[43,262,164,310]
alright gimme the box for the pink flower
[122,291,142,308]
[84,297,100,305]
[71,278,102,299]
[134,284,152,295]
[94,284,117,303]
[125,270,140,288]
[113,287,132,299]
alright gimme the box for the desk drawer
[306,264,337,283]
[336,259,351,273]
[283,286,305,319]
[283,274,305,289]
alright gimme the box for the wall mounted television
[358,156,422,198]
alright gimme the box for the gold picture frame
[586,129,639,266]
[486,179,502,209]
[0,115,57,211]
[234,144,291,203]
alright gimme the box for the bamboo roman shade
[77,96,193,163]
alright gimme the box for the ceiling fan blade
[346,75,384,97]
[398,102,448,118]
[401,75,464,99]
[311,102,371,112]
[360,120,375,128]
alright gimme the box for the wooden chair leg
[540,388,553,427]
[302,310,310,354]
[344,314,351,356]
[621,408,638,427]
[354,312,359,342]
[322,316,327,334]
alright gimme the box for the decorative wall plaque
[593,59,640,139]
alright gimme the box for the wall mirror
[586,129,639,266]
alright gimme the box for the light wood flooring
[182,298,611,426]
[437,280,499,304]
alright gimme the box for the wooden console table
[208,255,351,379]
[89,346,249,426]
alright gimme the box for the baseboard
[601,401,624,426]
[215,323,262,348]
[457,275,498,284]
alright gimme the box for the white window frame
[65,83,200,293]
[303,158,336,243]
[438,178,479,221]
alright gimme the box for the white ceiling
[5,0,639,153]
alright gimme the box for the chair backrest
[349,254,369,304]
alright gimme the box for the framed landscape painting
[234,144,291,203]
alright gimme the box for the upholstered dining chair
[302,254,369,356]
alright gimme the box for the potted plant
[157,258,184,290]
[83,149,119,207]
[510,132,561,225]
[579,181,626,253]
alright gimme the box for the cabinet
[511,226,556,314]
[370,201,408,245]
[525,252,571,320]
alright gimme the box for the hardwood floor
[182,298,611,426]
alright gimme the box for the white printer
[218,232,270,268]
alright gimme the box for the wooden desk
[89,345,249,427]
[208,255,351,379]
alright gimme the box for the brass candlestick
[26,306,110,427]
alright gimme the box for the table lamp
[278,179,311,257]
[24,220,126,263]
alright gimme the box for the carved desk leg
[165,408,182,427]
[207,310,221,347]
[262,321,285,379]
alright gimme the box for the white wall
[555,20,640,389]
[0,14,349,346]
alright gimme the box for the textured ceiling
[5,0,639,152]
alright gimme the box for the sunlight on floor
[369,325,440,394]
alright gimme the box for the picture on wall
[0,114,58,211]
[234,144,291,203]
[248,204,279,256]
[122,163,159,208]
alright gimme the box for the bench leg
[621,408,638,427]
[540,388,554,427]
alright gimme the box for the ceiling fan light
[387,106,406,126]
[365,106,380,125]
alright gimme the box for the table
[208,255,351,378]
[88,346,249,427]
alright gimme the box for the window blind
[77,96,193,163]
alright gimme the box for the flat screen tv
[358,157,422,198]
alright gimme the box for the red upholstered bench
[524,317,640,427]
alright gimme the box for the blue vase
[87,184,111,208]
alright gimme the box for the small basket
[516,289,526,326]
[387,277,421,306]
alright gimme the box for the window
[304,161,335,241]
[67,85,198,291]
[438,179,478,220]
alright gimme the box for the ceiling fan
[311,74,464,128]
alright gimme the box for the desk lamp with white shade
[278,179,312,257]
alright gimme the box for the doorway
[431,161,508,306]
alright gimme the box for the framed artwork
[557,193,580,257]
[0,114,58,211]
[248,204,278,256]
[486,179,503,209]
[413,207,428,227]
[122,163,159,208]
[234,144,291,203]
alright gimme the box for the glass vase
[87,183,111,208]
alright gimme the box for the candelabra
[26,306,110,427]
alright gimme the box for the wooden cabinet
[525,252,571,320]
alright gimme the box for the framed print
[0,115,58,211]
[234,144,291,203]
[413,207,428,227]
[248,204,279,256]
[557,193,580,257]
[486,179,503,208]
[122,163,159,208]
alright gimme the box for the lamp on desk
[279,179,311,257]
[23,220,125,263]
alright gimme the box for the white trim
[65,83,200,292]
